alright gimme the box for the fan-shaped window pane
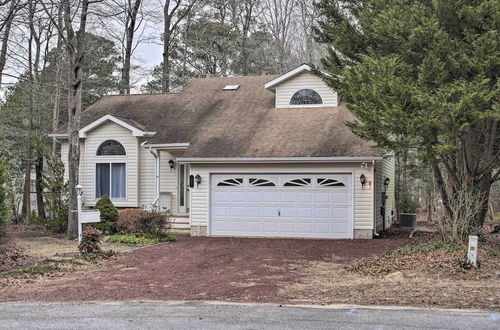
[97,140,126,156]
[249,178,275,187]
[290,89,323,105]
[217,178,243,186]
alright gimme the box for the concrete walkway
[0,301,498,329]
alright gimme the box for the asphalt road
[0,301,498,330]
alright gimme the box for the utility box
[399,213,417,228]
[468,235,478,267]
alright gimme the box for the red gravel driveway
[2,236,410,302]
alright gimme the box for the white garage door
[210,174,353,239]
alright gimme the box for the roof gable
[264,64,312,90]
[49,114,156,138]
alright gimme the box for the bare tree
[42,0,97,237]
[118,0,142,94]
[237,0,261,75]
[0,0,21,86]
[262,0,297,71]
[162,0,197,92]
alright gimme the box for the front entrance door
[178,164,189,214]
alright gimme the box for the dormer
[264,64,339,108]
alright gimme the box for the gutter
[141,143,190,150]
[144,141,160,208]
[176,157,384,164]
[372,159,379,237]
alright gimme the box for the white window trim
[287,104,325,108]
[95,161,128,201]
[96,140,127,157]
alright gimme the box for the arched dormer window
[97,140,126,156]
[290,89,323,105]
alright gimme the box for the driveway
[0,301,498,330]
[0,236,410,302]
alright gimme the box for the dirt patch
[280,260,500,311]
[0,235,410,303]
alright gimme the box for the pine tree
[315,0,499,235]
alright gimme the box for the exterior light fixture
[360,174,367,187]
[195,174,202,187]
[75,184,83,196]
[168,159,175,170]
[384,177,390,190]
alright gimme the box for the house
[50,64,395,239]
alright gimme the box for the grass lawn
[15,236,141,260]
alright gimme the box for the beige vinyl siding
[189,162,375,231]
[159,150,178,214]
[83,121,139,207]
[60,140,85,187]
[275,72,339,108]
[138,140,156,208]
[375,156,396,231]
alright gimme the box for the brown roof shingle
[55,74,382,158]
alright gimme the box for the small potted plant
[399,191,420,228]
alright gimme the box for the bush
[41,151,68,233]
[79,249,117,262]
[117,208,171,237]
[93,195,118,234]
[384,240,462,257]
[47,206,68,233]
[78,227,103,254]
[106,233,176,245]
[95,195,118,222]
[117,208,147,233]
[399,190,420,213]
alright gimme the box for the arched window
[290,89,323,105]
[96,140,126,156]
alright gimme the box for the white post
[76,184,83,244]
[468,235,478,267]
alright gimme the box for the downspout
[372,160,379,237]
[149,147,160,208]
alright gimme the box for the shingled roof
[54,74,383,158]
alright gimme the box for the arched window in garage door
[317,178,346,187]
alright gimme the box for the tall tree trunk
[162,0,197,93]
[35,154,45,220]
[66,52,83,238]
[162,15,172,93]
[21,157,31,223]
[119,0,142,94]
[0,0,18,86]
[62,0,90,239]
[51,63,62,154]
[51,3,64,155]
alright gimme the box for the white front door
[210,174,353,239]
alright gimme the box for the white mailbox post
[76,185,101,244]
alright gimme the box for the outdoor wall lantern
[195,174,202,187]
[75,184,83,196]
[360,174,367,187]
[168,159,175,171]
[384,177,390,190]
